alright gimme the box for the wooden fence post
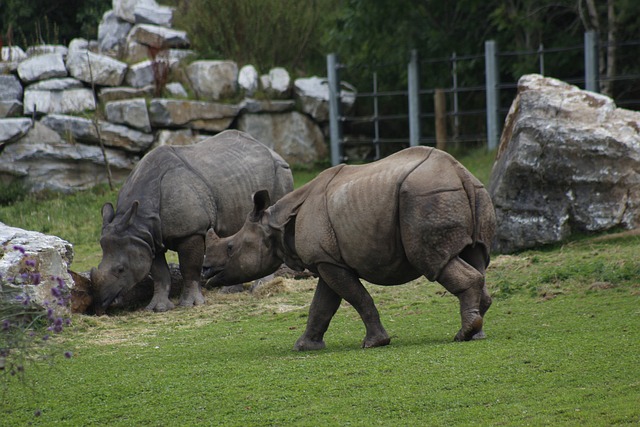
[434,89,447,151]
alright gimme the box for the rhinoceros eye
[227,242,233,256]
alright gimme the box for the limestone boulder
[66,49,128,86]
[0,122,136,193]
[239,65,259,96]
[0,75,24,118]
[261,67,290,99]
[186,60,238,101]
[17,53,68,84]
[98,10,132,53]
[114,0,155,23]
[488,74,640,253]
[23,87,95,115]
[105,98,151,133]
[40,114,154,153]
[149,98,239,132]
[134,3,174,26]
[1,46,27,62]
[25,45,68,58]
[237,111,327,166]
[128,24,190,49]
[0,118,32,145]
[294,76,357,122]
[98,85,155,104]
[0,223,74,314]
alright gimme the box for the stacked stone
[0,0,356,193]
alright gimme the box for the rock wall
[0,0,356,193]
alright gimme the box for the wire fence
[326,33,640,165]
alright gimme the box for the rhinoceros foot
[293,337,326,351]
[179,280,206,307]
[362,335,391,349]
[453,312,484,342]
[145,297,176,312]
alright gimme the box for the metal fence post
[584,31,599,92]
[327,53,343,166]
[408,49,420,146]
[484,40,499,151]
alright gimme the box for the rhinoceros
[202,146,496,350]
[90,130,294,312]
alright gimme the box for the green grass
[1,149,639,425]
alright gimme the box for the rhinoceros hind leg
[294,277,342,351]
[146,255,176,312]
[177,235,206,307]
[437,256,485,341]
[317,263,390,349]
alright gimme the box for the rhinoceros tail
[454,161,479,245]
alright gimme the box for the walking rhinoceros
[90,130,294,312]
[202,146,496,350]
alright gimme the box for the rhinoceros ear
[121,200,139,228]
[101,203,115,227]
[250,190,271,222]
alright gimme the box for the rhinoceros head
[203,190,284,287]
[90,201,154,310]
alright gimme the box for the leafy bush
[171,0,339,75]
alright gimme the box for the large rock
[238,64,259,96]
[17,53,68,84]
[0,118,32,145]
[114,0,155,23]
[149,98,240,132]
[0,223,74,314]
[0,75,24,118]
[0,47,26,73]
[128,24,190,49]
[98,10,133,53]
[488,74,640,253]
[40,114,154,153]
[186,60,238,101]
[0,122,137,192]
[66,49,128,87]
[261,67,290,99]
[25,45,68,58]
[294,76,357,122]
[23,87,96,115]
[134,3,174,26]
[237,111,327,166]
[0,75,23,101]
[105,98,152,133]
[98,85,155,104]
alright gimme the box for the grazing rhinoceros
[90,130,294,312]
[202,146,496,350]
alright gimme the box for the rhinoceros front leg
[176,234,206,307]
[437,256,486,341]
[294,277,342,351]
[146,254,176,312]
[304,263,390,349]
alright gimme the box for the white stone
[134,3,174,27]
[128,24,190,49]
[186,60,238,101]
[0,118,32,144]
[66,49,128,86]
[23,88,96,115]
[105,98,151,132]
[17,53,68,84]
[98,10,132,53]
[238,65,259,96]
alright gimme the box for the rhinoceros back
[294,146,493,284]
[115,130,293,250]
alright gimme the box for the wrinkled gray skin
[90,130,293,312]
[203,146,496,350]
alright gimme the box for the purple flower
[13,245,26,254]
[51,287,62,299]
[32,273,41,285]
[34,410,42,417]
[64,351,72,359]
[25,259,36,267]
